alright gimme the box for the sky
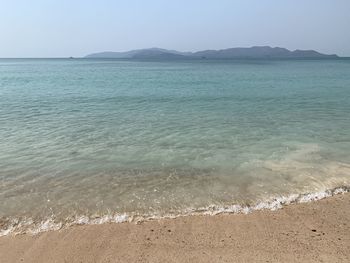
[0,0,349,57]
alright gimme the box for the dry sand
[0,193,349,263]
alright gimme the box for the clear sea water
[0,58,350,234]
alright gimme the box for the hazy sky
[0,0,349,57]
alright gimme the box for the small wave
[1,186,349,237]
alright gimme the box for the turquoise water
[1,58,350,234]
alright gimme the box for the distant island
[85,46,338,59]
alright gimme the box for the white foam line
[1,186,349,237]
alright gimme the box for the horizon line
[1,45,346,59]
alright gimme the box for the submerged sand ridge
[1,142,349,236]
[0,193,349,263]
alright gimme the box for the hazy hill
[85,46,338,59]
[85,48,188,59]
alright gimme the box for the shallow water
[0,58,350,234]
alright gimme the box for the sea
[0,58,349,235]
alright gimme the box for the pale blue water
[0,58,350,233]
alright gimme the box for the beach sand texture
[0,193,349,263]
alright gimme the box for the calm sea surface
[1,58,350,234]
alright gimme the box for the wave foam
[1,186,349,237]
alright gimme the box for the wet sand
[0,193,349,263]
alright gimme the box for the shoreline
[1,186,349,237]
[0,192,349,262]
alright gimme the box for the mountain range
[85,46,338,59]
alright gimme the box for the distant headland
[85,46,338,59]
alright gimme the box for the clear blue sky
[1,0,349,57]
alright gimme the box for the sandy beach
[0,193,348,263]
